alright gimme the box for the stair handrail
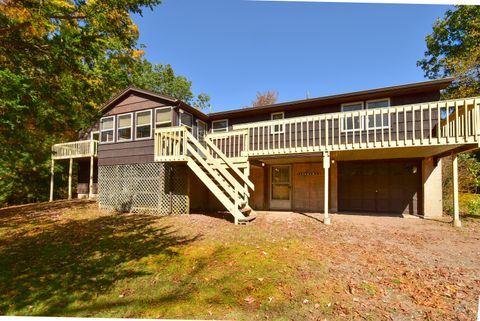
[185,130,249,201]
[204,135,255,191]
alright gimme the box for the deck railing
[154,127,188,161]
[206,97,480,157]
[207,130,248,159]
[52,140,98,160]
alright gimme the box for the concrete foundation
[422,157,443,218]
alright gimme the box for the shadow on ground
[0,202,201,315]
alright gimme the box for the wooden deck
[52,140,98,160]
[202,97,480,158]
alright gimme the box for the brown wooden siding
[98,140,154,166]
[222,91,440,131]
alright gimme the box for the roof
[100,86,208,120]
[208,77,454,120]
[102,78,454,121]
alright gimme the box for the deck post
[49,158,54,202]
[452,153,461,227]
[89,156,94,199]
[323,152,331,225]
[68,157,73,200]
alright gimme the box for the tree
[0,0,208,206]
[251,91,279,107]
[128,59,210,109]
[417,5,480,98]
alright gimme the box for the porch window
[117,113,133,141]
[180,110,193,132]
[135,110,152,139]
[155,107,172,128]
[341,102,363,131]
[100,116,115,143]
[212,119,228,133]
[366,98,390,129]
[271,112,284,134]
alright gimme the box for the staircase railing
[154,126,254,206]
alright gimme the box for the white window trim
[340,101,364,132]
[135,109,153,140]
[117,113,133,142]
[179,109,193,131]
[365,98,391,129]
[196,119,208,141]
[211,119,229,133]
[100,116,115,144]
[270,112,285,134]
[196,119,207,134]
[90,131,99,141]
[154,106,172,128]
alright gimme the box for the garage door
[338,160,421,215]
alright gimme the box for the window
[100,116,115,143]
[155,107,172,128]
[341,102,363,131]
[179,110,193,132]
[197,120,207,144]
[212,119,228,133]
[91,131,99,141]
[135,110,152,139]
[366,98,390,129]
[271,112,284,134]
[117,113,132,141]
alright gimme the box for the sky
[131,0,451,112]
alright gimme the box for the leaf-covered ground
[0,200,479,320]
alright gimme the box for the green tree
[0,0,208,206]
[128,59,210,110]
[417,5,480,98]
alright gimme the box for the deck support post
[89,156,94,199]
[68,157,73,200]
[49,158,54,202]
[452,153,461,227]
[323,152,331,225]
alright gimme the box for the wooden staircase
[154,127,255,224]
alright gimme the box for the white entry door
[270,165,291,210]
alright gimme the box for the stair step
[237,213,257,224]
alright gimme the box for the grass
[1,200,479,320]
[0,201,338,320]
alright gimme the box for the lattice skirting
[98,163,189,214]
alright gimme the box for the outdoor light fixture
[412,166,418,174]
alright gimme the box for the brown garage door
[338,160,421,215]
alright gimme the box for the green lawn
[0,201,338,320]
[0,200,479,320]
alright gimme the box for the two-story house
[50,78,480,226]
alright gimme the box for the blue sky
[132,0,451,112]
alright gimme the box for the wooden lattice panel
[98,163,188,214]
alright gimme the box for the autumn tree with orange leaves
[0,0,208,205]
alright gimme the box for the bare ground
[0,200,479,320]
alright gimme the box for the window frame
[90,131,99,141]
[270,112,285,134]
[179,109,193,132]
[340,101,364,132]
[365,98,391,129]
[116,112,133,142]
[196,119,208,142]
[135,109,153,140]
[211,119,229,133]
[99,116,115,144]
[154,106,173,129]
